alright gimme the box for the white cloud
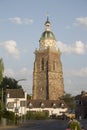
[4,67,32,79]
[74,41,85,54]
[65,25,71,30]
[20,67,28,73]
[64,67,87,95]
[57,41,73,54]
[9,17,22,24]
[57,41,86,55]
[71,67,87,77]
[64,67,87,78]
[19,67,32,77]
[4,68,15,78]
[74,17,87,28]
[9,17,34,24]
[2,40,20,58]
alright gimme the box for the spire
[45,16,51,31]
[47,16,49,22]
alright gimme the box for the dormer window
[60,103,64,108]
[29,102,33,108]
[53,103,56,108]
[41,102,45,108]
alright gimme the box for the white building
[6,89,27,116]
[27,99,68,118]
[5,89,67,117]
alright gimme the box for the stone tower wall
[32,48,64,100]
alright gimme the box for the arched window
[42,58,44,70]
[53,61,55,70]
[46,60,48,71]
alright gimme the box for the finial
[46,12,50,22]
[47,15,49,22]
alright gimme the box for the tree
[61,93,75,110]
[0,59,4,84]
[0,76,22,90]
[3,110,15,124]
[0,59,4,108]
[27,94,32,99]
[0,76,22,101]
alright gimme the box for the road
[8,120,68,130]
[1,119,87,130]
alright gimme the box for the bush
[68,119,81,130]
[3,110,15,125]
[0,111,3,124]
[26,111,49,120]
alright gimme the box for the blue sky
[0,0,87,96]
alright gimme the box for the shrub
[68,119,81,130]
[3,110,15,125]
[26,111,49,120]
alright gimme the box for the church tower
[32,18,64,100]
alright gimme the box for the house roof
[75,91,87,106]
[75,91,87,100]
[6,89,25,98]
[27,99,67,108]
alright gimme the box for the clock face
[40,39,56,49]
[46,41,50,46]
[45,40,53,46]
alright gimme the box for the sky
[0,0,87,96]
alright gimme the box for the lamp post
[16,79,26,84]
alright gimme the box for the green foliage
[3,110,15,124]
[0,101,4,111]
[15,114,20,125]
[0,101,2,110]
[27,94,32,99]
[68,119,81,130]
[0,110,2,119]
[3,110,15,120]
[26,111,49,120]
[0,76,22,101]
[61,93,75,110]
[0,58,4,84]
[0,76,22,90]
[0,109,15,125]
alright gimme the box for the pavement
[0,125,17,130]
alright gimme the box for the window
[42,58,44,70]
[41,102,45,108]
[46,61,48,71]
[7,102,14,109]
[29,102,33,108]
[53,103,56,108]
[53,61,55,70]
[75,100,79,105]
[20,101,26,107]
